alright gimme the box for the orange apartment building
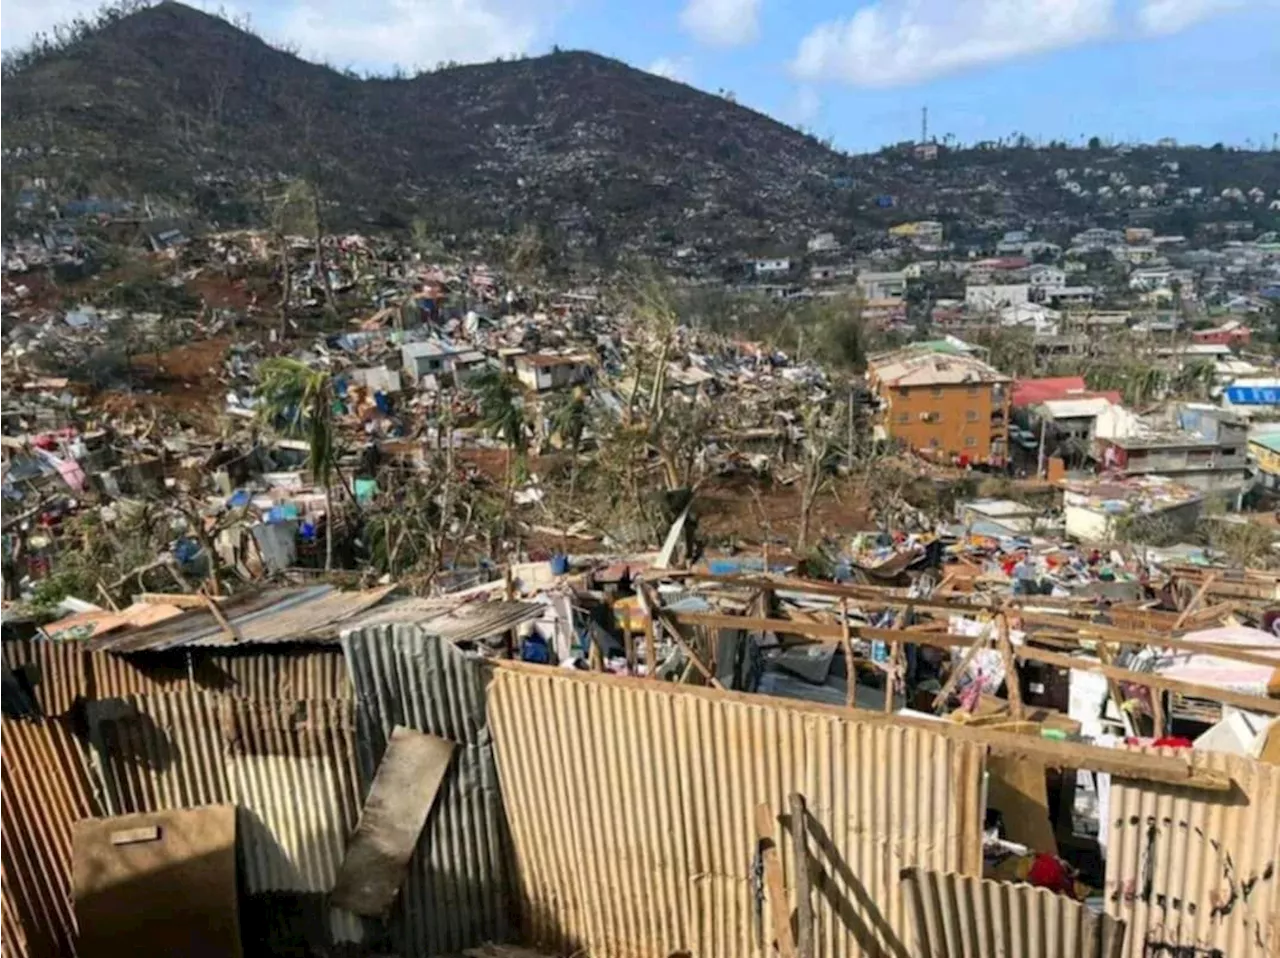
[868,349,1012,466]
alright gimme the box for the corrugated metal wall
[1106,748,1280,958]
[86,691,231,813]
[900,867,1126,958]
[487,665,986,958]
[2,641,88,716]
[2,638,352,713]
[0,717,100,958]
[340,623,517,957]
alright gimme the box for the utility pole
[921,105,928,144]
[1036,416,1048,479]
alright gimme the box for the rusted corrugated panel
[1,717,100,958]
[85,585,397,652]
[88,646,352,702]
[1,640,87,716]
[487,664,986,958]
[85,691,229,814]
[220,696,361,893]
[900,867,1125,958]
[340,623,516,956]
[2,861,29,958]
[1106,748,1280,958]
[221,696,365,944]
[211,648,352,700]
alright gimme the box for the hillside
[3,1,1279,257]
[0,2,852,251]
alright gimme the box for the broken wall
[486,663,987,958]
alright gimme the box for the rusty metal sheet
[1105,748,1280,958]
[1,717,101,958]
[87,646,351,702]
[900,867,1125,958]
[84,586,396,652]
[2,640,87,717]
[486,664,986,958]
[340,623,516,956]
[218,697,361,893]
[86,692,229,815]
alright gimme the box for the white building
[966,283,1030,311]
[753,258,791,276]
[1028,265,1066,291]
[857,270,907,301]
[807,233,840,253]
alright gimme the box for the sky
[3,0,1279,152]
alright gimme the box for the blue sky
[4,0,1278,152]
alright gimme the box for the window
[967,385,980,396]
[897,412,910,424]
[899,386,910,398]
[966,409,979,422]
[929,437,940,448]
[965,436,978,448]
[1222,447,1238,457]
[931,386,944,398]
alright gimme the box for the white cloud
[1136,0,1246,35]
[791,0,1115,87]
[646,56,693,82]
[278,0,549,69]
[679,0,761,47]
[1,0,561,70]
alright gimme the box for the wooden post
[789,794,812,958]
[645,614,658,680]
[1152,687,1166,738]
[932,622,991,712]
[840,598,856,709]
[754,803,798,958]
[998,612,1024,720]
[885,603,911,714]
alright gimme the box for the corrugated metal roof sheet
[84,585,397,652]
[1,717,100,958]
[1106,748,1280,958]
[901,867,1126,958]
[487,663,985,958]
[346,598,544,644]
[340,623,516,956]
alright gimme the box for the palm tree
[470,366,528,519]
[255,358,338,571]
[545,386,591,499]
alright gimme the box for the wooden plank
[839,598,855,709]
[986,753,1057,856]
[1014,645,1280,717]
[676,571,1279,668]
[670,611,1280,716]
[753,803,798,958]
[136,592,230,609]
[1172,572,1218,630]
[331,727,456,917]
[789,794,812,958]
[643,584,723,689]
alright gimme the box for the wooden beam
[669,611,1280,717]
[754,803,798,958]
[1015,644,1280,717]
[200,589,241,643]
[839,598,855,710]
[643,585,724,689]
[136,591,229,609]
[789,794,812,958]
[1173,573,1218,630]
